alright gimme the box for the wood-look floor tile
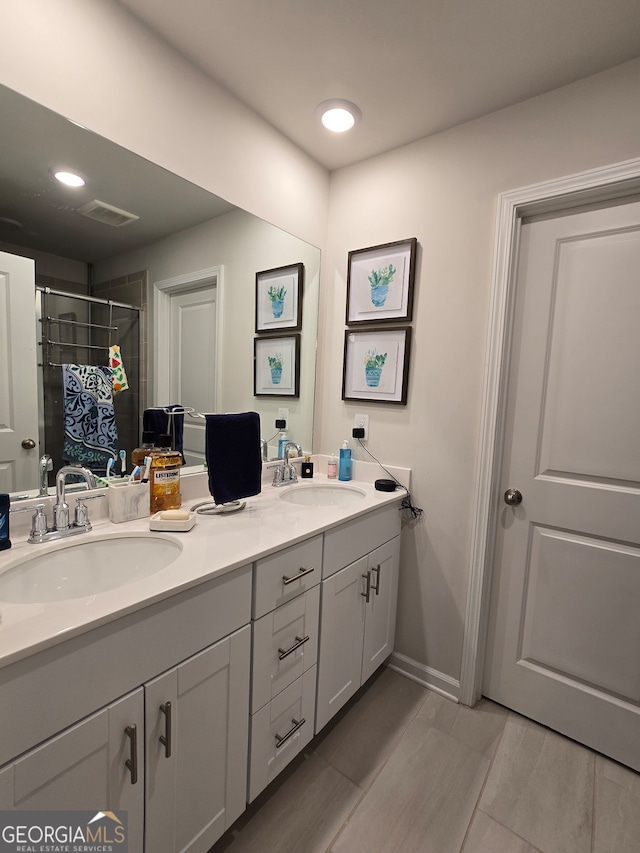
[212,753,362,853]
[331,722,489,853]
[461,811,543,853]
[313,666,429,788]
[479,712,594,853]
[416,692,508,759]
[594,755,640,853]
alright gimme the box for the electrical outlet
[354,413,369,440]
[278,407,290,423]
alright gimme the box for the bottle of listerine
[131,431,156,468]
[150,433,182,513]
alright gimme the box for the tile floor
[211,667,640,853]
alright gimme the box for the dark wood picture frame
[342,326,412,404]
[346,238,417,326]
[255,262,304,333]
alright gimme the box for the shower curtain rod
[36,285,141,312]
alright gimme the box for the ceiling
[118,0,640,171]
[0,85,235,262]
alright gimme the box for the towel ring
[191,500,247,515]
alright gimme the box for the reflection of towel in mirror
[143,405,185,462]
[205,412,262,505]
[62,364,118,471]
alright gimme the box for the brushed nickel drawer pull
[282,566,315,585]
[278,635,310,660]
[125,724,138,784]
[159,701,172,758]
[275,717,306,749]
[371,563,381,595]
[361,571,371,603]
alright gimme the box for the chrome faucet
[272,441,303,487]
[260,438,268,461]
[39,454,53,496]
[12,465,102,544]
[53,465,97,531]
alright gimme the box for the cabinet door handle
[125,724,138,785]
[361,571,371,603]
[159,701,172,758]
[282,566,315,586]
[371,563,381,595]
[278,635,310,660]
[275,717,306,749]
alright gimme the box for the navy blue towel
[143,405,185,462]
[205,412,262,505]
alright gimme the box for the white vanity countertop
[0,475,404,669]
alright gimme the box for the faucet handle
[74,494,105,528]
[10,503,49,541]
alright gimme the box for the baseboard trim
[387,652,460,703]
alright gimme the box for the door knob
[21,438,36,449]
[504,488,523,506]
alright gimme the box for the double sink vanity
[0,471,404,852]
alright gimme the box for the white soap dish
[149,510,197,532]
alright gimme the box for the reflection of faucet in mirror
[39,454,53,496]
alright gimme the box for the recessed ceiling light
[316,99,362,133]
[52,169,86,188]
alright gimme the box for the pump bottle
[338,440,352,481]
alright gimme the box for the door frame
[460,156,640,706]
[152,266,224,412]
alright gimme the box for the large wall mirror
[0,85,320,497]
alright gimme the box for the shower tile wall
[37,271,144,479]
[93,270,147,461]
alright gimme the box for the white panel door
[0,251,39,491]
[169,286,216,465]
[484,199,640,769]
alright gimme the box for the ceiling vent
[77,199,140,227]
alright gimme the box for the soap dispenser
[338,440,352,481]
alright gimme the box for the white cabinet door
[144,625,250,853]
[361,536,400,684]
[315,556,368,732]
[0,689,144,851]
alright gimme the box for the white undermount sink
[0,533,182,604]
[279,483,366,507]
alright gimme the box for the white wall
[94,209,320,450]
[318,57,640,687]
[0,0,329,249]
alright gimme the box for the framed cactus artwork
[342,326,412,404]
[255,262,304,333]
[254,334,301,397]
[346,238,417,325]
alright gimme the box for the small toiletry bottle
[0,493,11,551]
[277,429,289,459]
[150,434,182,512]
[327,453,338,479]
[301,456,314,478]
[338,440,352,481]
[131,431,156,467]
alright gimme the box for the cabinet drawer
[323,505,401,578]
[248,666,316,802]
[251,585,319,713]
[252,535,322,618]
